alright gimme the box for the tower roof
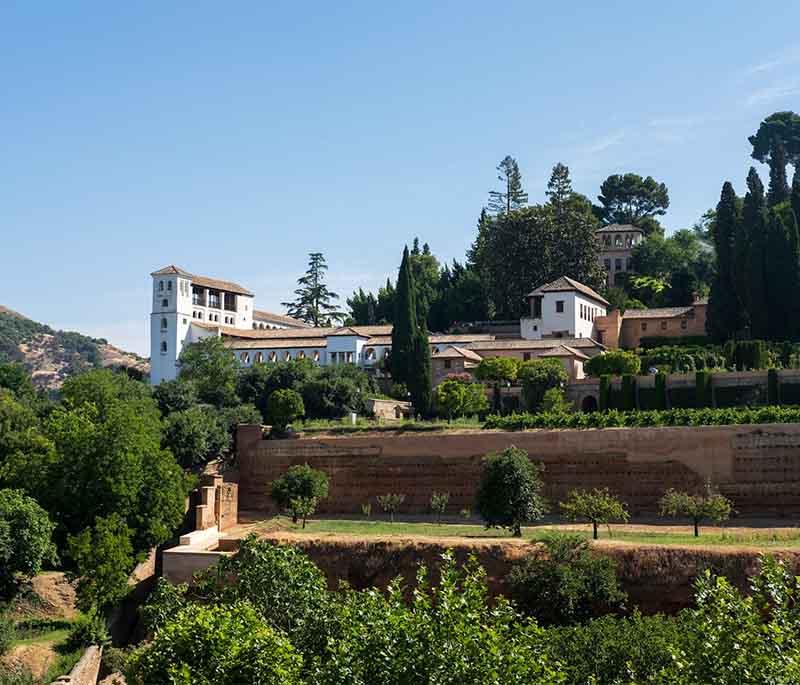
[150,265,254,296]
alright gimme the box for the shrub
[0,489,57,596]
[162,405,229,467]
[125,602,303,685]
[269,464,329,525]
[475,357,519,412]
[377,493,406,523]
[559,488,630,539]
[64,609,110,651]
[598,375,611,411]
[585,350,641,377]
[140,578,188,635]
[620,374,636,410]
[508,533,626,625]
[360,502,371,518]
[434,377,488,420]
[540,387,571,413]
[518,358,567,411]
[429,491,449,522]
[152,379,198,416]
[724,339,769,370]
[695,370,711,408]
[475,446,546,537]
[289,496,317,528]
[0,613,13,657]
[267,389,305,432]
[659,483,733,536]
[769,368,779,404]
[299,364,377,419]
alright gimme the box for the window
[661,321,667,330]
[269,351,277,362]
[444,359,452,369]
[183,318,187,324]
[641,322,648,331]
[167,281,172,291]
[161,318,167,330]
[255,352,263,363]
[159,281,164,291]
[314,351,320,362]
[604,259,611,270]
[162,298,168,307]
[208,290,221,309]
[240,352,250,364]
[533,325,538,331]
[523,352,531,361]
[160,341,167,353]
[284,351,291,361]
[297,351,306,359]
[626,257,633,271]
[555,300,564,313]
[614,234,622,247]
[681,319,687,330]
[614,258,622,271]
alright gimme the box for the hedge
[639,336,710,349]
[668,386,695,409]
[483,405,800,431]
[715,384,765,408]
[781,383,800,405]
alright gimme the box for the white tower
[150,266,194,385]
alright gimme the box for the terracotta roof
[527,276,609,306]
[466,338,605,352]
[253,309,311,328]
[538,344,590,361]
[224,338,328,350]
[595,224,644,234]
[150,265,253,296]
[330,326,370,337]
[208,324,339,339]
[432,345,483,362]
[622,306,694,319]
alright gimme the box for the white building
[520,276,608,341]
[150,266,608,387]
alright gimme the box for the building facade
[597,224,644,287]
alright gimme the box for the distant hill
[0,305,150,390]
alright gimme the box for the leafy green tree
[162,406,230,467]
[409,328,432,416]
[61,368,150,419]
[178,336,239,407]
[377,493,406,523]
[749,110,800,181]
[409,238,440,325]
[742,167,770,339]
[659,483,733,536]
[282,252,344,326]
[300,363,376,420]
[152,378,198,416]
[584,350,640,377]
[125,602,303,685]
[766,207,800,340]
[508,533,626,625]
[267,388,305,432]
[540,387,571,413]
[270,464,329,524]
[560,488,630,540]
[288,496,317,529]
[346,288,378,325]
[429,491,449,522]
[475,356,518,412]
[518,358,567,411]
[64,609,110,650]
[475,446,546,536]
[434,377,488,420]
[68,513,134,612]
[0,489,57,595]
[487,155,528,213]
[237,359,316,421]
[596,173,670,235]
[708,182,744,341]
[0,362,36,403]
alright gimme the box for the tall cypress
[708,182,742,341]
[768,139,791,207]
[784,207,800,340]
[766,210,794,339]
[742,168,769,339]
[409,328,432,416]
[792,171,800,224]
[390,247,417,386]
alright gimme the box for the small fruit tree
[475,357,519,412]
[658,483,733,537]
[377,493,406,523]
[429,491,450,523]
[475,446,546,537]
[559,488,630,540]
[270,464,329,525]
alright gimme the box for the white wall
[519,292,607,341]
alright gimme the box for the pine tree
[282,252,344,326]
[390,247,417,386]
[768,139,791,207]
[742,168,769,339]
[546,162,572,213]
[707,182,743,341]
[487,156,528,214]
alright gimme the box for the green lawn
[254,516,800,548]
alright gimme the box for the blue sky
[2,2,799,355]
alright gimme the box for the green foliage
[769,368,780,404]
[61,368,150,419]
[475,446,546,537]
[620,374,636,410]
[126,601,303,685]
[518,358,567,411]
[509,533,626,625]
[695,370,711,407]
[270,464,329,524]
[434,377,488,419]
[0,489,57,595]
[724,339,769,370]
[540,387,571,413]
[484,405,800,430]
[475,356,518,383]
[0,363,36,403]
[64,609,110,650]
[659,483,733,536]
[289,496,317,528]
[487,155,528,213]
[162,405,229,467]
[376,493,405,523]
[152,378,198,416]
[267,388,305,432]
[584,350,641,377]
[429,491,449,522]
[596,172,669,235]
[559,488,629,539]
[300,364,377,419]
[68,513,134,612]
[598,375,610,411]
[178,335,239,407]
[281,252,344,327]
[0,613,13,657]
[639,344,726,373]
[140,578,188,635]
[390,247,418,387]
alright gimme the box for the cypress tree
[707,182,742,341]
[742,168,769,339]
[767,139,791,207]
[390,247,417,386]
[792,171,800,224]
[766,210,794,339]
[409,329,432,416]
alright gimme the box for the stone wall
[237,423,800,516]
[50,646,102,685]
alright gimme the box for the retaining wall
[237,423,800,516]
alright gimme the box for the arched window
[432,346,440,354]
[160,341,167,353]
[240,352,250,364]
[284,351,292,361]
[269,351,277,362]
[159,280,164,291]
[161,318,167,330]
[255,352,264,363]
[313,350,320,362]
[297,350,306,359]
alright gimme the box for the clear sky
[2,2,799,355]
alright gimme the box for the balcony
[191,295,206,307]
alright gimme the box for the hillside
[0,305,149,390]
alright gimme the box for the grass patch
[298,416,483,435]
[254,517,800,548]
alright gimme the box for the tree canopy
[282,252,344,327]
[596,173,670,235]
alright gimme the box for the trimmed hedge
[768,369,779,404]
[639,336,710,349]
[715,384,764,408]
[483,405,800,431]
[781,383,800,405]
[668,386,695,409]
